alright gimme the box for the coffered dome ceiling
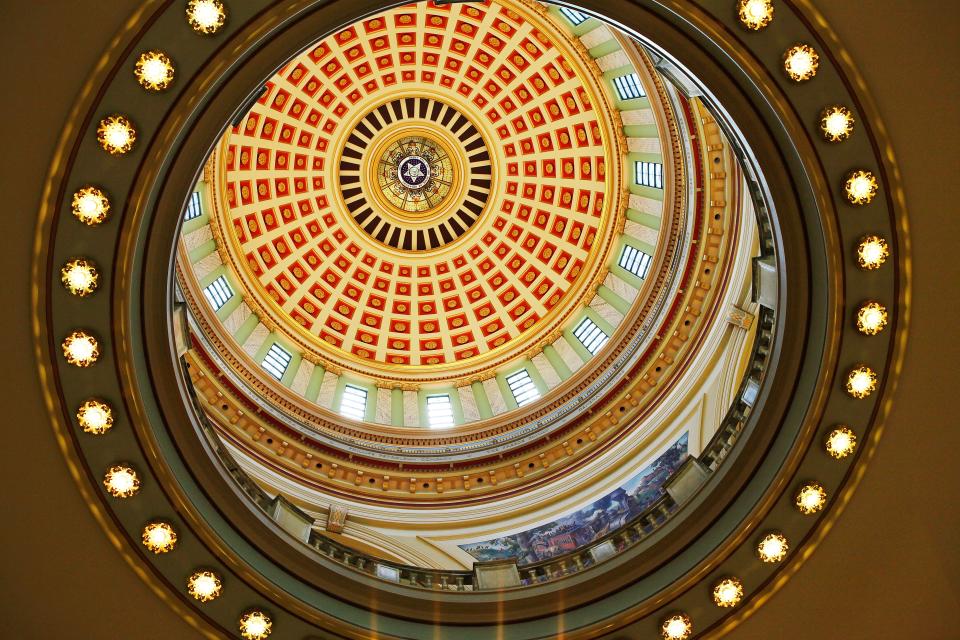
[175,0,759,564]
[204,0,628,383]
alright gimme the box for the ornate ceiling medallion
[338,97,490,251]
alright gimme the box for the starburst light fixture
[142,522,178,554]
[186,0,227,34]
[134,50,175,91]
[103,465,141,498]
[96,115,136,155]
[757,532,789,563]
[71,186,110,225]
[846,365,878,398]
[62,330,100,367]
[825,427,858,459]
[76,399,113,434]
[845,170,879,205]
[187,570,223,602]
[239,610,272,639]
[783,44,819,81]
[856,301,888,335]
[737,0,774,30]
[712,577,744,607]
[857,235,889,269]
[820,105,855,142]
[795,482,827,514]
[660,613,693,640]
[61,258,100,297]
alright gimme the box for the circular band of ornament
[338,97,492,250]
[32,1,908,638]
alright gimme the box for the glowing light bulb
[856,302,888,335]
[846,365,878,398]
[103,465,141,498]
[825,427,858,459]
[660,613,693,640]
[97,115,136,155]
[186,0,227,34]
[71,187,110,225]
[142,522,178,553]
[845,170,879,205]
[738,0,774,30]
[61,258,99,296]
[857,236,889,270]
[820,105,855,142]
[187,570,223,602]
[62,330,100,367]
[76,399,113,434]
[134,50,175,91]
[239,610,272,639]
[712,577,744,607]
[756,532,789,563]
[784,44,819,82]
[795,482,827,514]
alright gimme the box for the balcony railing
[182,303,775,591]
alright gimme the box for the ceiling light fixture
[96,115,137,155]
[783,44,819,82]
[142,522,178,554]
[856,301,888,335]
[103,465,141,498]
[239,610,272,639]
[844,170,879,205]
[186,0,227,34]
[756,532,789,563]
[795,482,827,515]
[856,235,889,269]
[819,105,855,142]
[712,577,744,607]
[62,330,100,367]
[825,426,858,459]
[737,0,774,30]
[187,570,223,602]
[60,258,99,297]
[134,50,175,91]
[660,613,693,640]
[76,399,113,434]
[71,186,111,225]
[845,365,878,398]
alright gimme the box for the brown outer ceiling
[2,1,957,639]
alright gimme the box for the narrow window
[340,384,368,421]
[619,244,653,279]
[559,7,589,25]
[573,317,609,355]
[203,275,233,311]
[635,161,664,188]
[506,369,540,407]
[261,344,292,381]
[184,191,203,220]
[613,73,645,100]
[426,394,455,429]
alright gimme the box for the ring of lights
[33,1,908,639]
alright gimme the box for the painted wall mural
[460,432,689,565]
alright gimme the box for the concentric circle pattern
[33,0,909,638]
[215,0,622,376]
[342,97,489,244]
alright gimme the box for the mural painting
[460,432,689,565]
